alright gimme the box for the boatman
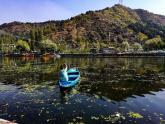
[60,64,68,81]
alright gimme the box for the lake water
[0,57,165,124]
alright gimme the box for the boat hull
[58,68,80,89]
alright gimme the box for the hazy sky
[0,0,165,24]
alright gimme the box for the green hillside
[0,4,165,53]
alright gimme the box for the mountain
[0,4,165,53]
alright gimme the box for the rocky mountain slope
[0,4,165,52]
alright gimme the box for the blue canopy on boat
[59,68,80,88]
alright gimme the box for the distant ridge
[0,4,165,52]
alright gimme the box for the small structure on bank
[99,47,117,54]
[89,47,118,54]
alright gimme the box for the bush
[132,42,143,51]
[16,39,30,52]
[40,39,57,52]
[121,41,130,52]
[144,36,165,50]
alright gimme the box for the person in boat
[60,64,68,81]
[69,64,77,70]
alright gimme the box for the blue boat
[59,68,80,88]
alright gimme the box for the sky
[0,0,165,24]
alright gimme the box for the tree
[0,38,3,51]
[35,30,39,41]
[29,29,35,50]
[29,29,35,41]
[121,41,130,52]
[132,42,143,51]
[0,34,16,53]
[40,39,57,52]
[43,25,51,34]
[16,39,30,52]
[29,40,35,51]
[137,32,148,42]
[144,36,164,50]
[38,28,44,41]
[77,38,90,53]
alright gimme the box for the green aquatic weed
[160,119,165,124]
[91,116,100,120]
[128,112,143,119]
[91,112,125,123]
[71,89,79,95]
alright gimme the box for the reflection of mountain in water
[80,80,165,102]
[79,58,165,101]
[0,57,165,102]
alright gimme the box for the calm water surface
[0,57,165,124]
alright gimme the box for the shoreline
[0,53,165,58]
[59,53,165,58]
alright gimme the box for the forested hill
[0,4,165,53]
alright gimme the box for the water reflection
[0,57,165,124]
